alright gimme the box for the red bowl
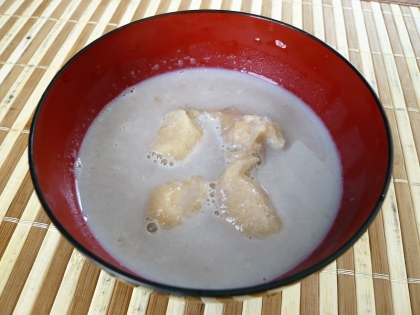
[29,11,392,297]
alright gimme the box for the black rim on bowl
[29,10,394,297]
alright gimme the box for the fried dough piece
[210,109,285,162]
[217,155,282,239]
[151,110,203,161]
[148,176,207,228]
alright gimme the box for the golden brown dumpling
[216,155,282,239]
[150,110,203,161]
[210,109,285,162]
[148,176,207,228]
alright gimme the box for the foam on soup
[76,68,342,289]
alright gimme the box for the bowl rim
[28,9,394,298]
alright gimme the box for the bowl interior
[30,11,392,295]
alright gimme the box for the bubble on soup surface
[252,152,263,165]
[74,158,83,176]
[147,222,158,233]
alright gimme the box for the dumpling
[150,110,203,161]
[148,176,208,228]
[216,155,282,239]
[210,109,285,162]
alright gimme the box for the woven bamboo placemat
[365,0,420,6]
[1,0,419,314]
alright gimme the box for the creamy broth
[76,68,342,289]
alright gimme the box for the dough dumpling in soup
[150,110,203,161]
[210,109,285,162]
[216,155,283,239]
[148,176,208,228]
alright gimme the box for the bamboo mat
[367,0,420,6]
[0,0,419,314]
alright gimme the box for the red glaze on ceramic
[29,11,392,297]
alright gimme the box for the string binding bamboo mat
[0,0,419,314]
